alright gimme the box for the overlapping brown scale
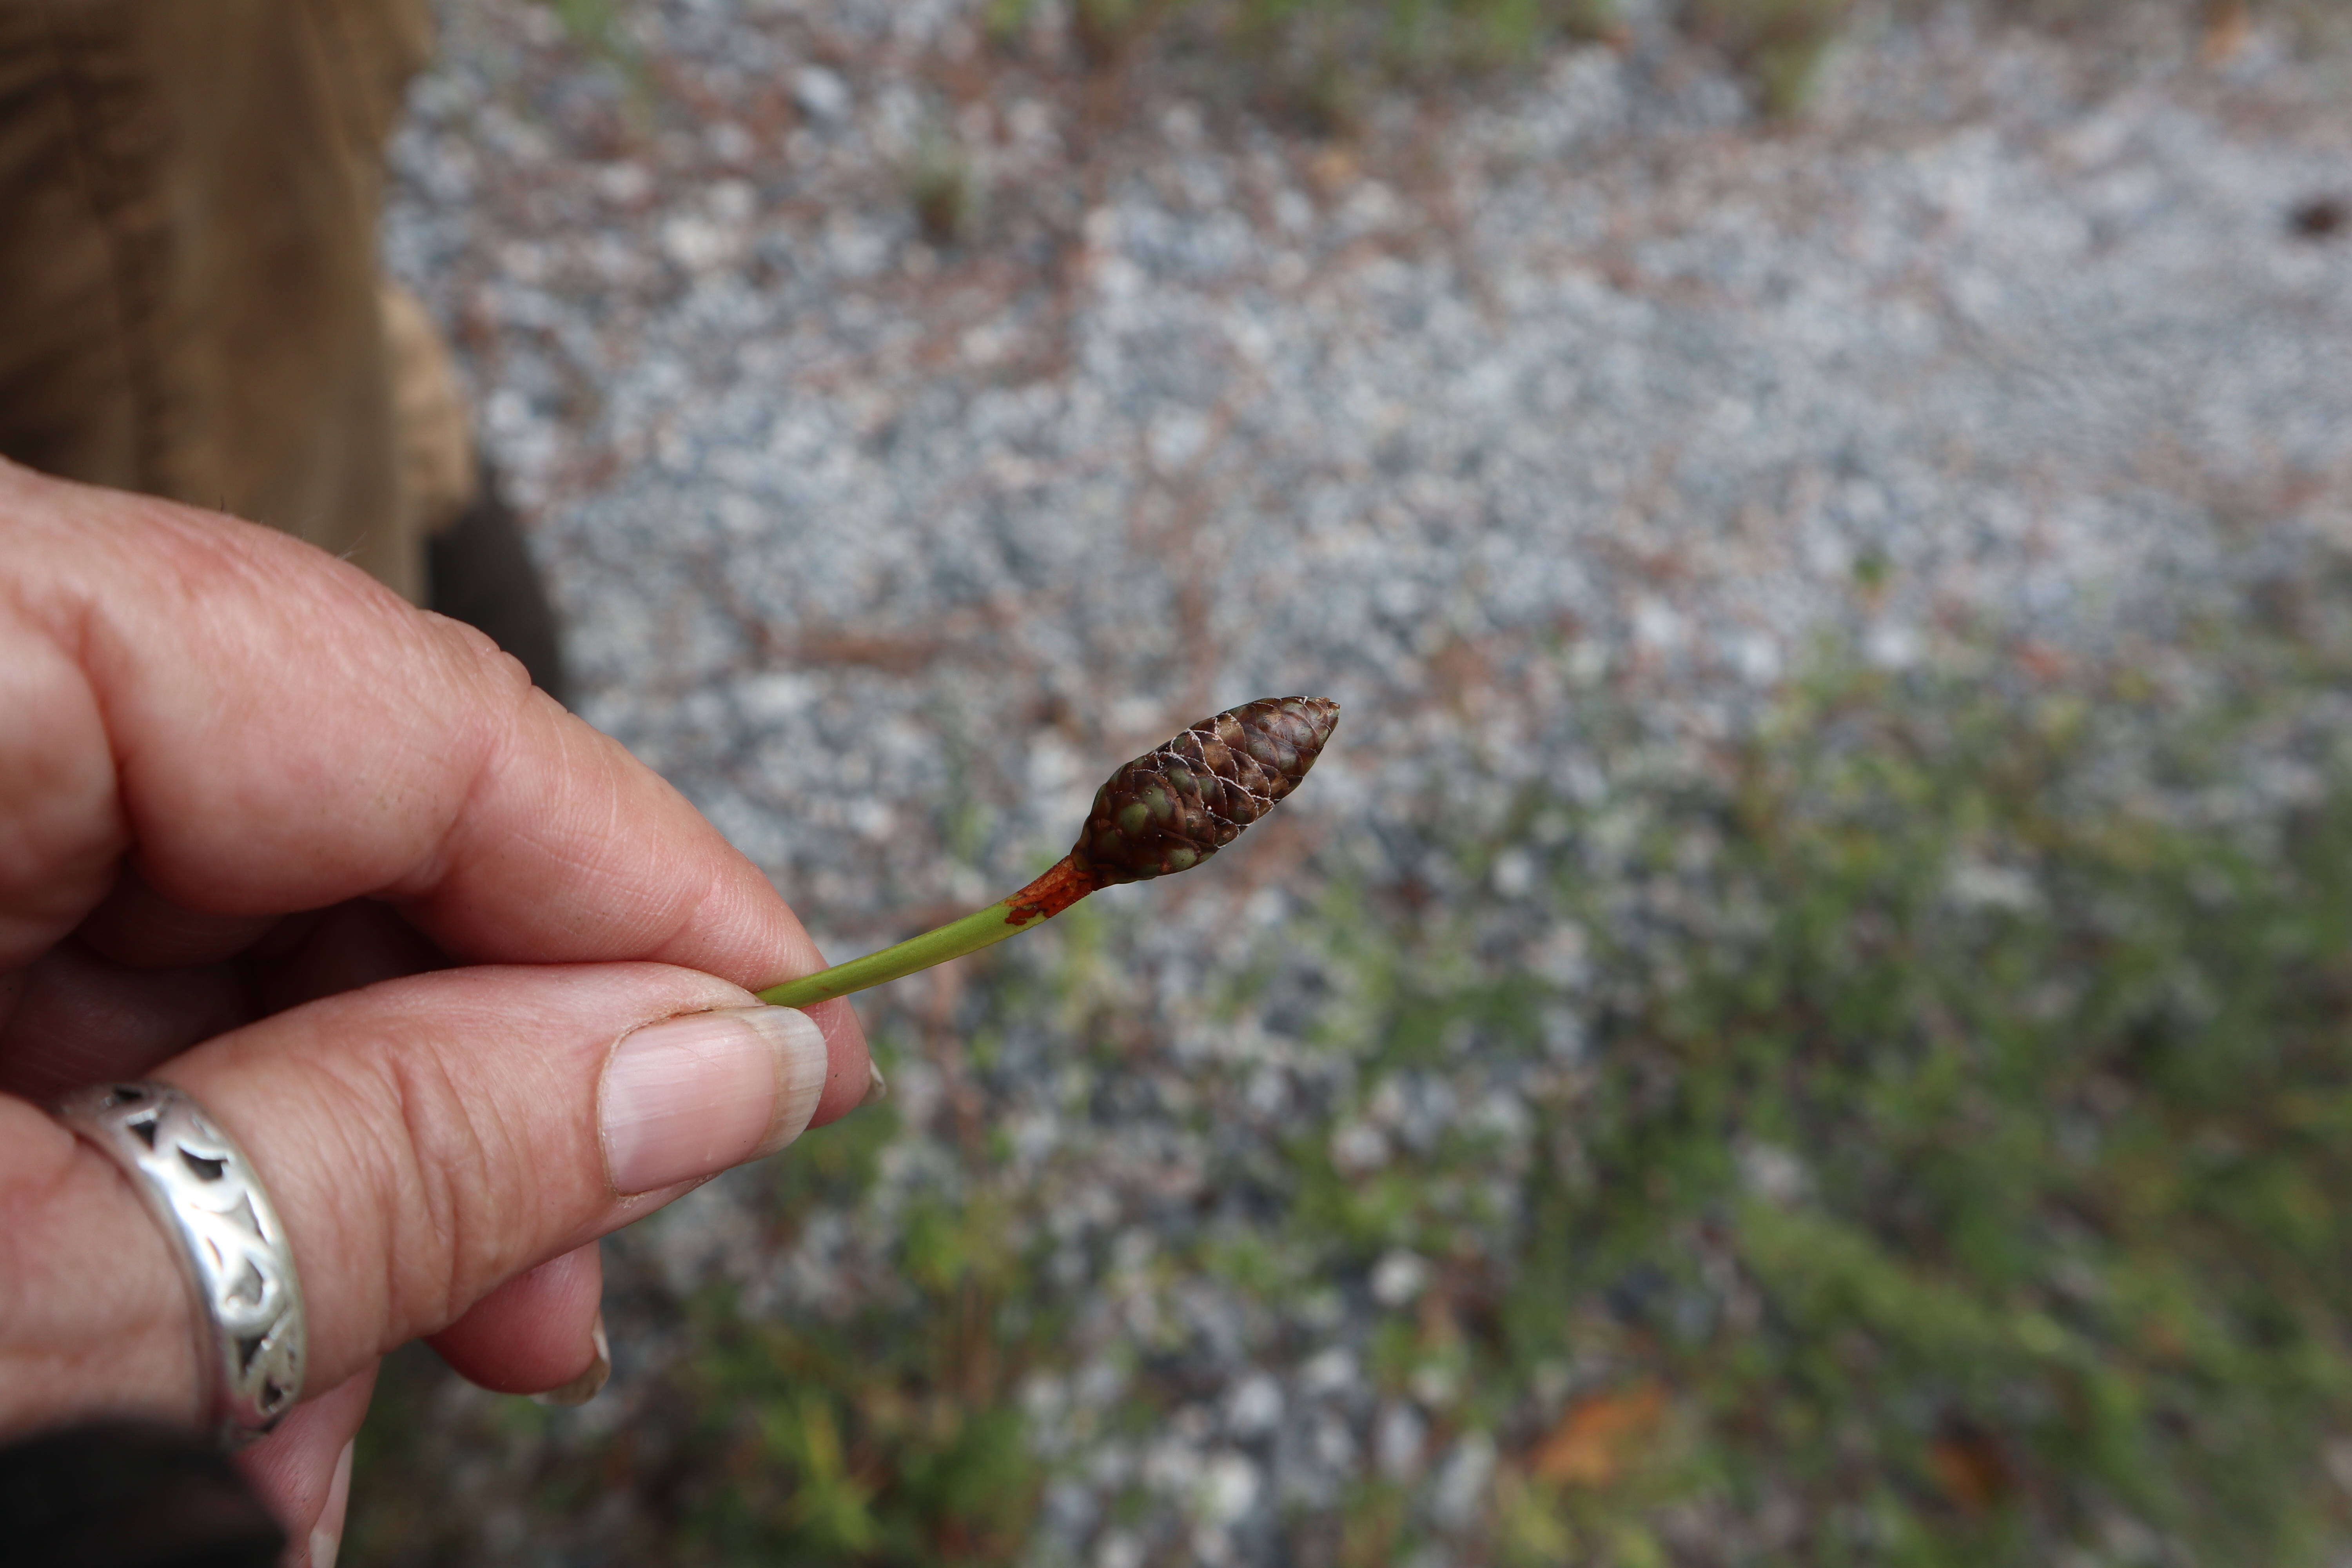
[1069,696,1340,885]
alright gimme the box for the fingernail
[600,1005,827,1195]
[533,1312,611,1408]
[308,1437,356,1568]
[862,1057,889,1106]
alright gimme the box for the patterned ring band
[53,1081,307,1446]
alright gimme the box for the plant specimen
[760,697,1339,1009]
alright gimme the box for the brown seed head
[1069,696,1340,886]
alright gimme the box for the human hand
[0,460,872,1562]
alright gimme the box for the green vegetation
[989,0,1625,128]
[674,1100,1051,1562]
[352,555,2352,1564]
[1691,0,1855,116]
[907,127,982,249]
[543,0,659,122]
[970,0,2339,123]
[1468,628,2352,1561]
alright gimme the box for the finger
[0,565,118,965]
[0,962,848,1434]
[243,900,448,1017]
[75,865,280,970]
[234,1362,376,1568]
[0,1095,209,1432]
[0,900,458,1100]
[0,460,845,1005]
[0,935,250,1098]
[427,1242,606,1397]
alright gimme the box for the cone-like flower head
[1070,696,1340,886]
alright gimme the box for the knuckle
[359,1034,541,1336]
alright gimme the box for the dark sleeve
[0,1420,283,1568]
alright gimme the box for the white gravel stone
[1369,1249,1430,1308]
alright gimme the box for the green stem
[756,855,1097,1009]
[757,897,1033,1009]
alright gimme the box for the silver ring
[54,1081,307,1446]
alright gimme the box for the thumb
[0,962,850,1434]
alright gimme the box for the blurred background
[353,2,2352,1563]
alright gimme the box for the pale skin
[0,458,872,1560]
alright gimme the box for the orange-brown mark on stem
[1004,855,1099,926]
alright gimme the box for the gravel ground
[374,1,2352,1560]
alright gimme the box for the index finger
[0,460,830,999]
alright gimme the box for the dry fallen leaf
[1530,1379,1669,1488]
[1307,145,1359,197]
[1928,1421,2016,1513]
[2201,0,2250,65]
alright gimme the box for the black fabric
[0,1420,282,1568]
[426,463,570,706]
